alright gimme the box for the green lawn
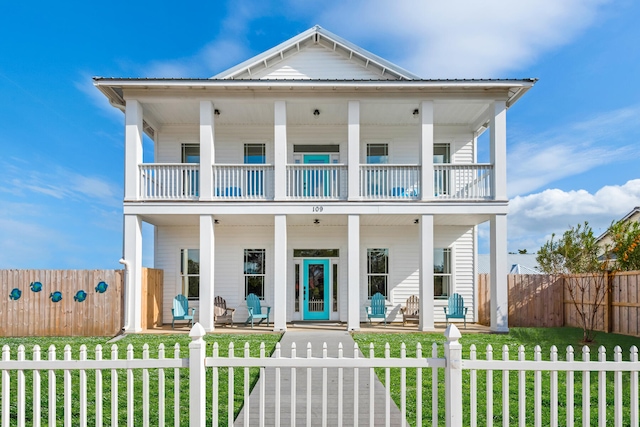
[353,327,640,426]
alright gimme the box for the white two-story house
[94,26,534,333]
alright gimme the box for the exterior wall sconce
[414,219,419,224]
[413,109,419,117]
[214,219,219,224]
[214,109,220,116]
[313,219,320,224]
[313,109,320,116]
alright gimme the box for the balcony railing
[286,165,347,200]
[139,163,199,200]
[434,164,493,199]
[213,165,273,200]
[359,165,420,200]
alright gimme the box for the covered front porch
[121,210,509,334]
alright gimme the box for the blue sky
[1,0,639,268]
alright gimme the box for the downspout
[119,258,131,332]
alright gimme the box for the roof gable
[213,25,420,81]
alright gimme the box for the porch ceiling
[137,213,492,228]
[139,99,492,128]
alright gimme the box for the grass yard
[0,333,282,426]
[353,327,640,427]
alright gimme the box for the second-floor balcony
[138,163,494,202]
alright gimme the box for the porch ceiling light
[313,218,320,225]
[313,109,320,116]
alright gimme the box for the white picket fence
[1,324,640,427]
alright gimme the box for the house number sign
[312,206,324,212]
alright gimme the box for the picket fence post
[189,323,207,427]
[444,324,463,427]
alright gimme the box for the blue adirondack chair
[443,293,468,329]
[171,294,196,328]
[245,293,271,328]
[366,292,388,326]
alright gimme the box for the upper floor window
[244,144,266,164]
[366,144,388,164]
[244,249,266,299]
[182,144,200,163]
[434,248,452,299]
[180,249,200,299]
[434,143,450,164]
[367,248,388,299]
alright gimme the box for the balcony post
[420,101,434,201]
[490,101,507,200]
[125,100,143,201]
[419,214,435,331]
[274,101,287,200]
[199,101,215,201]
[348,101,360,201]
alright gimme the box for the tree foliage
[607,219,640,271]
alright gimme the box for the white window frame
[367,248,389,299]
[244,249,266,299]
[434,247,453,299]
[180,248,200,300]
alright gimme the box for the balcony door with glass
[302,259,330,320]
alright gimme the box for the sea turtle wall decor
[9,288,21,300]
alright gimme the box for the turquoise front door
[303,154,330,197]
[302,259,330,320]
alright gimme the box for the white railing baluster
[582,346,590,427]
[486,345,494,427]
[534,345,541,427]
[32,346,41,427]
[433,164,494,200]
[470,344,477,427]
[243,343,250,427]
[157,344,165,427]
[369,343,375,427]
[291,343,297,427]
[127,344,134,427]
[631,346,639,427]
[598,347,606,427]
[614,346,622,426]
[566,346,574,427]
[550,346,558,427]
[142,344,150,427]
[286,165,347,200]
[79,345,87,427]
[64,345,72,427]
[17,345,25,427]
[502,345,509,427]
[432,342,438,427]
[518,345,525,427]
[174,343,180,427]
[48,346,56,427]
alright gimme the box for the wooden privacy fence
[0,270,124,337]
[479,271,640,336]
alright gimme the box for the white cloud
[315,0,610,77]
[507,105,640,196]
[507,179,640,252]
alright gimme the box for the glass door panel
[302,259,330,320]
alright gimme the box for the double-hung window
[434,248,452,298]
[181,144,200,197]
[244,144,266,196]
[244,249,265,299]
[180,249,200,299]
[367,248,388,299]
[433,143,450,196]
[365,144,389,197]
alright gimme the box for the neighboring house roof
[478,254,541,275]
[596,206,640,248]
[212,25,422,81]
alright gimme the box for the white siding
[250,45,391,80]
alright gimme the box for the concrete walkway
[234,330,407,426]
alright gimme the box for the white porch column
[273,214,287,331]
[490,214,509,332]
[490,101,507,200]
[123,214,142,333]
[419,214,435,331]
[274,101,287,200]
[348,101,360,201]
[199,215,215,331]
[124,100,143,201]
[199,101,215,201]
[420,101,434,201]
[347,214,360,331]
